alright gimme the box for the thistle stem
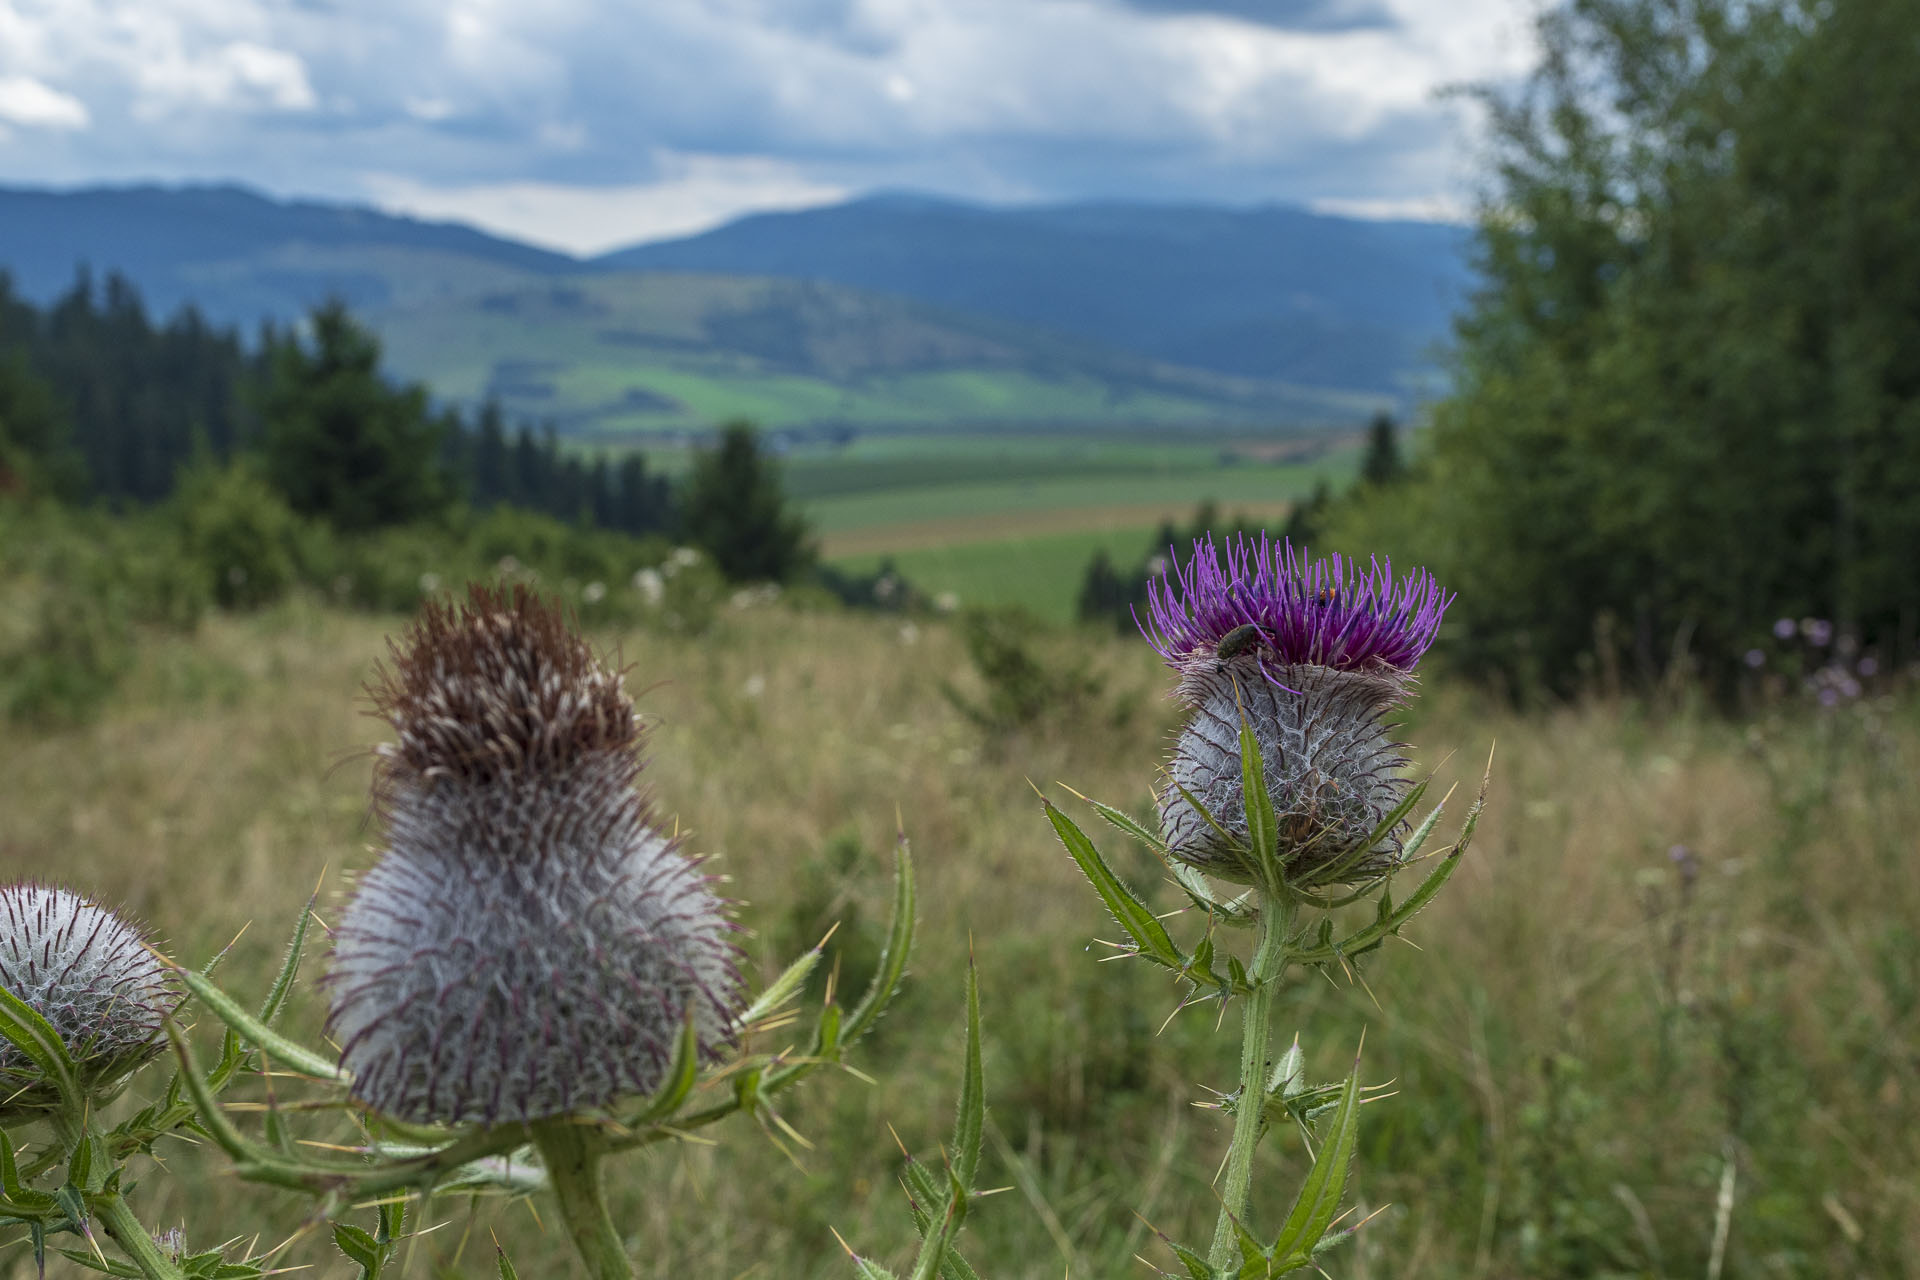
[531,1119,633,1280]
[1207,893,1294,1268]
[93,1191,188,1280]
[46,1112,187,1280]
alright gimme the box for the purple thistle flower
[1139,533,1449,678]
[1142,535,1450,884]
[326,584,741,1127]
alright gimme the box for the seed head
[1141,535,1451,883]
[327,584,740,1126]
[0,883,182,1120]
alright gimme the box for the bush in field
[679,421,815,584]
[943,605,1107,734]
[0,503,207,723]
[174,457,306,610]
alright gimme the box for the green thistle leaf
[1237,716,1279,890]
[1045,800,1181,969]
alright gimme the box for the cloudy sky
[0,0,1538,256]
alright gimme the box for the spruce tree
[472,401,510,508]
[1358,413,1404,487]
[0,352,81,500]
[679,422,814,583]
[260,301,445,531]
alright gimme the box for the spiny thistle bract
[326,584,741,1126]
[1140,534,1450,883]
[0,883,182,1120]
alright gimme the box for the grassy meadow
[770,428,1356,619]
[364,268,1388,438]
[3,595,1915,1278]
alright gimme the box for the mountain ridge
[594,192,1473,392]
[0,182,1467,430]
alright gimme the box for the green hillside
[352,264,1391,435]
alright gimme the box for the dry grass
[3,596,1916,1278]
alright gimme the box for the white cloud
[0,0,1539,241]
[0,75,89,129]
[363,153,852,256]
[131,40,317,115]
[1311,193,1471,223]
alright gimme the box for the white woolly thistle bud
[1140,535,1451,885]
[0,883,182,1121]
[326,584,741,1126]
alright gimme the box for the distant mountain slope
[377,269,1387,435]
[0,184,574,324]
[595,194,1474,392]
[0,183,1436,430]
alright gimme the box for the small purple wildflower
[1773,617,1797,641]
[1744,648,1766,669]
[1668,843,1699,887]
[1139,533,1450,680]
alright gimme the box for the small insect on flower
[326,584,741,1127]
[0,883,182,1121]
[1214,623,1270,662]
[1140,534,1450,884]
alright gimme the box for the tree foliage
[0,270,255,503]
[679,421,815,583]
[1357,413,1404,488]
[1351,0,1920,694]
[0,352,79,500]
[444,407,673,536]
[260,301,448,531]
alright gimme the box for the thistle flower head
[1143,536,1451,885]
[1140,532,1448,679]
[0,883,181,1120]
[327,584,741,1127]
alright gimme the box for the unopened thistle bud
[326,585,740,1126]
[0,884,182,1120]
[1140,535,1450,884]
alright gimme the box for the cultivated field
[369,270,1388,436]
[783,429,1358,618]
[3,598,1914,1278]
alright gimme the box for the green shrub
[3,582,133,724]
[174,458,305,610]
[0,501,207,723]
[942,606,1107,735]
